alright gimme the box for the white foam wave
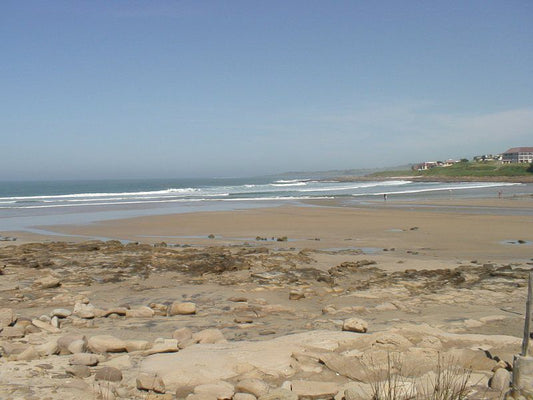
[274,179,307,184]
[298,180,411,192]
[271,182,307,187]
[352,182,521,196]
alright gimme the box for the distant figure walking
[383,193,387,201]
[498,190,502,199]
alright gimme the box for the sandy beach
[1,198,533,399]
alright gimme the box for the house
[473,154,502,162]
[502,147,533,164]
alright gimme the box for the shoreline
[329,175,533,183]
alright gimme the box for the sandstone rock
[70,353,99,366]
[343,384,372,400]
[173,327,194,342]
[66,364,91,378]
[88,335,127,353]
[259,388,298,400]
[35,340,59,356]
[150,303,169,316]
[32,318,60,333]
[137,372,166,393]
[15,345,39,361]
[0,308,16,328]
[0,325,25,338]
[342,318,368,333]
[194,381,235,400]
[125,339,152,352]
[103,307,128,317]
[95,366,123,382]
[126,306,155,318]
[290,380,339,399]
[67,339,87,354]
[489,368,511,392]
[51,315,60,328]
[73,302,96,319]
[169,302,197,316]
[234,393,257,400]
[93,381,117,400]
[289,290,305,300]
[34,276,61,288]
[144,339,179,356]
[51,308,72,318]
[193,329,227,344]
[57,334,87,355]
[235,379,270,397]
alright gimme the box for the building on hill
[502,147,533,164]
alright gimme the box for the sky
[1,1,532,180]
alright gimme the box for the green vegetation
[370,161,533,178]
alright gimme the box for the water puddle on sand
[500,240,533,246]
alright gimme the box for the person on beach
[498,190,502,199]
[383,193,387,201]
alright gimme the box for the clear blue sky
[1,1,532,179]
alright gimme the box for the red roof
[503,147,533,153]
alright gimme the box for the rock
[70,353,99,366]
[0,325,25,338]
[32,318,60,333]
[0,308,16,328]
[150,303,169,316]
[73,302,96,319]
[235,379,270,397]
[95,366,123,382]
[35,340,59,356]
[15,346,39,361]
[234,394,257,400]
[34,276,61,288]
[173,327,194,342]
[289,290,305,300]
[193,329,227,344]
[88,335,127,353]
[125,340,152,352]
[93,381,117,400]
[51,315,60,328]
[66,364,91,378]
[290,380,339,399]
[144,339,179,356]
[57,334,87,355]
[342,318,368,333]
[343,384,372,400]
[169,302,197,316]
[103,307,128,317]
[228,297,248,303]
[259,388,298,400]
[51,308,72,318]
[194,381,235,400]
[489,368,511,391]
[137,372,166,393]
[126,306,155,318]
[67,339,87,354]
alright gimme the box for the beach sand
[1,198,533,399]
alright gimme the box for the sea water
[0,176,529,232]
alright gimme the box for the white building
[502,147,533,164]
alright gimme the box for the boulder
[32,319,60,333]
[235,379,270,397]
[234,394,257,400]
[51,308,72,318]
[34,276,61,289]
[35,340,59,356]
[489,368,511,392]
[70,353,99,366]
[103,307,128,317]
[193,329,227,344]
[126,306,155,318]
[144,339,179,356]
[173,327,194,342]
[67,339,87,354]
[137,372,166,393]
[57,334,87,355]
[0,308,16,328]
[342,318,368,333]
[0,325,25,338]
[169,302,197,316]
[259,388,298,400]
[66,365,92,378]
[289,290,305,300]
[290,380,338,399]
[15,346,39,361]
[194,381,235,400]
[95,366,123,382]
[125,340,152,352]
[88,335,127,353]
[73,302,96,319]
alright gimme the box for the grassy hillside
[369,161,533,178]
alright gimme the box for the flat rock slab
[290,380,339,399]
[142,330,359,390]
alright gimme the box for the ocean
[0,177,529,233]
